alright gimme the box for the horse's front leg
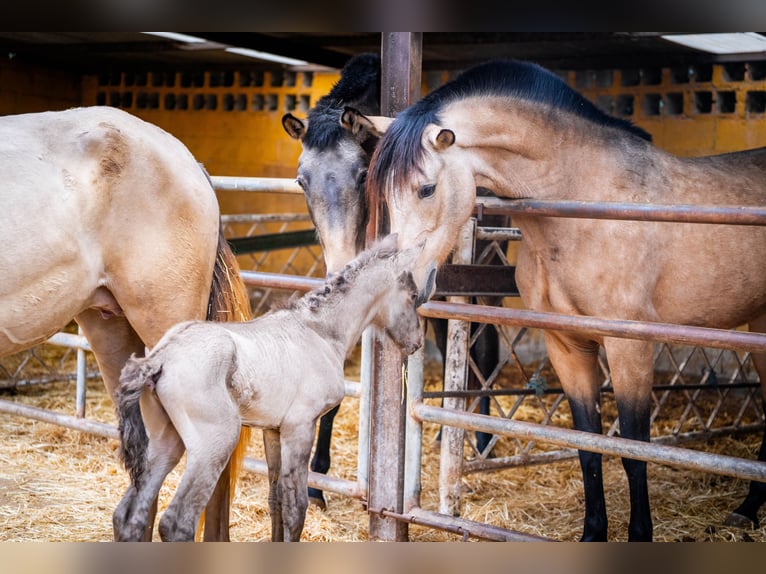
[544,332,608,541]
[603,337,654,542]
[263,428,283,541]
[279,421,316,541]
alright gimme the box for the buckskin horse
[282,53,505,509]
[0,105,252,541]
[367,59,766,541]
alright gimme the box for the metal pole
[75,326,87,418]
[418,300,766,354]
[476,197,766,226]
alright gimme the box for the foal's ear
[424,125,456,152]
[341,107,393,140]
[282,113,307,140]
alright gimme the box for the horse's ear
[341,107,393,140]
[424,125,456,152]
[434,129,455,151]
[282,113,307,140]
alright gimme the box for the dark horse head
[282,53,392,274]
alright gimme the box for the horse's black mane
[303,52,381,149]
[370,59,652,193]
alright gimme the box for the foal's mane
[302,53,381,150]
[291,237,398,312]
[369,59,652,196]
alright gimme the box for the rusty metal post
[439,219,475,515]
[366,32,422,542]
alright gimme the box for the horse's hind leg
[725,315,766,529]
[159,398,241,542]
[308,405,339,509]
[76,310,161,541]
[263,428,284,541]
[603,337,654,542]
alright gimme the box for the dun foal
[112,235,423,542]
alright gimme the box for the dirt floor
[0,345,764,543]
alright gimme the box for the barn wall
[0,59,81,113]
[570,61,766,155]
[79,68,338,219]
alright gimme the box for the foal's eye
[356,169,368,188]
[295,176,308,191]
[418,184,436,199]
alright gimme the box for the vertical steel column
[366,32,423,542]
[439,219,475,515]
[75,325,87,418]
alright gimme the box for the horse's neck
[445,97,644,201]
[304,266,388,355]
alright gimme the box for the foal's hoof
[723,512,758,529]
[308,487,327,511]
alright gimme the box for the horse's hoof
[723,512,758,529]
[308,487,327,511]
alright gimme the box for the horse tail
[115,354,161,488]
[200,222,254,535]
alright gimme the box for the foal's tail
[115,354,161,488]
[202,223,254,531]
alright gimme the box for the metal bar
[242,456,364,501]
[424,380,760,399]
[75,326,86,419]
[46,332,91,351]
[419,300,766,354]
[476,197,766,225]
[413,403,766,482]
[356,327,374,493]
[209,176,302,194]
[240,270,322,291]
[369,506,553,542]
[0,399,118,439]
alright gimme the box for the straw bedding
[0,346,764,542]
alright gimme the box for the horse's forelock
[368,105,439,202]
[303,106,344,149]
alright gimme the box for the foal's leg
[602,337,654,542]
[263,428,284,541]
[278,421,316,542]
[725,314,766,528]
[543,332,607,541]
[113,394,186,542]
[159,412,241,542]
[308,405,339,510]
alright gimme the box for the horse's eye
[418,184,436,199]
[356,169,368,188]
[295,176,308,191]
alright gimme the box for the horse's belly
[0,237,103,357]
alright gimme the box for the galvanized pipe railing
[476,196,766,226]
